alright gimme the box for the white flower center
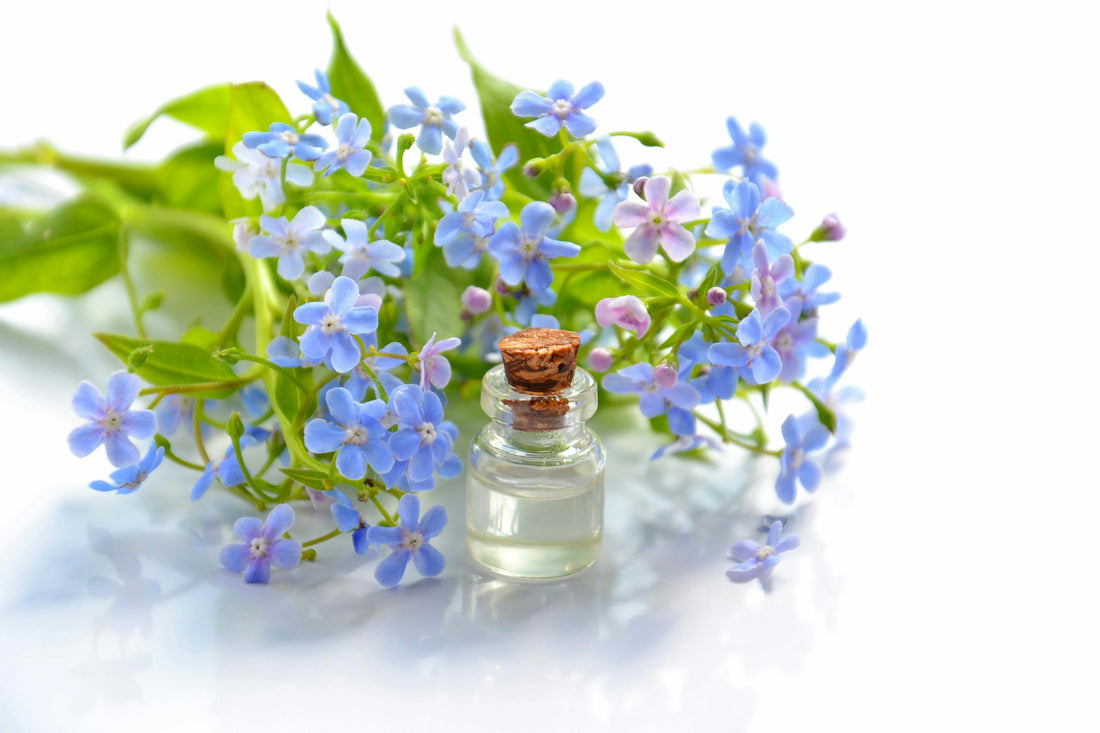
[279,131,299,145]
[462,211,477,227]
[400,530,425,551]
[761,277,775,297]
[774,332,792,351]
[322,93,339,112]
[788,448,804,470]
[99,409,124,434]
[742,144,759,164]
[552,99,573,118]
[746,342,765,359]
[416,422,437,444]
[320,314,344,335]
[424,106,444,126]
[250,537,270,559]
[345,424,370,446]
[756,544,775,561]
[336,142,354,161]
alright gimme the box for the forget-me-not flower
[418,332,461,391]
[90,445,164,494]
[191,426,269,501]
[613,175,701,264]
[215,142,311,213]
[771,298,829,383]
[579,136,654,231]
[294,276,379,373]
[248,205,333,281]
[677,332,739,402]
[315,113,373,177]
[750,241,795,316]
[778,263,840,317]
[344,342,407,401]
[711,117,778,188]
[219,504,302,584]
[329,488,371,555]
[776,414,830,503]
[512,284,557,325]
[68,371,157,468]
[387,87,464,155]
[602,363,701,435]
[705,179,794,274]
[434,189,508,268]
[489,201,581,291]
[511,80,604,138]
[153,394,193,438]
[441,127,480,201]
[366,494,446,587]
[332,219,404,280]
[389,384,462,482]
[470,140,518,200]
[304,387,393,480]
[708,307,791,385]
[296,70,349,126]
[727,520,799,582]
[650,434,721,461]
[243,122,326,161]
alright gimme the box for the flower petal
[412,544,445,578]
[262,504,295,541]
[268,539,303,570]
[374,549,410,587]
[219,544,252,572]
[72,382,106,419]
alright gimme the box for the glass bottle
[466,330,605,580]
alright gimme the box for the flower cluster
[50,17,865,589]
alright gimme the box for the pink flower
[460,285,493,315]
[588,348,614,372]
[595,295,651,338]
[418,332,461,390]
[750,240,794,316]
[612,175,701,264]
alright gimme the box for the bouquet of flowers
[0,15,865,588]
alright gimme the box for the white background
[1,1,1098,730]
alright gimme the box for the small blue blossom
[296,70,349,126]
[266,335,306,368]
[243,122,327,161]
[248,206,333,281]
[215,142,312,214]
[602,363,701,435]
[434,189,508,268]
[380,458,438,493]
[387,87,464,155]
[315,113,373,177]
[219,504,302,584]
[650,434,720,461]
[513,284,557,325]
[820,319,868,393]
[153,394,193,437]
[708,307,791,385]
[771,298,830,383]
[344,342,408,401]
[711,117,779,188]
[90,445,164,494]
[705,179,795,274]
[332,218,405,279]
[677,332,739,402]
[68,371,157,468]
[470,140,518,200]
[489,201,580,291]
[441,128,481,200]
[388,384,462,483]
[778,263,841,317]
[329,488,371,555]
[191,426,269,501]
[304,387,394,480]
[294,276,379,373]
[578,137,653,231]
[727,520,799,582]
[776,414,830,504]
[511,80,604,138]
[366,494,447,587]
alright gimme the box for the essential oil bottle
[466,328,606,580]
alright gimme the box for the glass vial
[466,329,605,580]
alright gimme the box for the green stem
[302,529,342,548]
[193,398,210,465]
[230,429,279,502]
[138,373,258,397]
[696,412,781,456]
[117,227,147,339]
[215,284,254,347]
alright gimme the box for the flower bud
[810,213,846,242]
[595,295,651,338]
[654,363,678,389]
[396,132,416,152]
[227,412,246,440]
[706,286,727,307]
[588,347,614,372]
[302,548,318,562]
[461,285,493,316]
[632,176,649,199]
[126,345,153,370]
[524,158,545,177]
[494,276,512,296]
[549,191,576,215]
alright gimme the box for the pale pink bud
[461,285,493,315]
[588,348,614,372]
[706,287,727,307]
[811,212,846,242]
[594,295,651,338]
[654,363,678,389]
[549,191,576,215]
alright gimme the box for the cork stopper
[498,328,581,395]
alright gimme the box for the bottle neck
[485,419,589,454]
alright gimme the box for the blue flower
[215,142,311,214]
[434,189,508,268]
[315,113,373,177]
[820,319,868,393]
[331,218,404,279]
[778,263,841,317]
[470,141,518,200]
[387,87,464,155]
[650,434,720,461]
[266,335,306,368]
[489,201,580,291]
[771,298,830,383]
[677,332,739,402]
[511,80,604,138]
[578,136,653,231]
[388,384,462,483]
[191,426,269,501]
[248,206,333,281]
[219,504,302,584]
[366,494,446,587]
[304,387,394,480]
[296,70,349,126]
[708,307,791,385]
[329,488,371,555]
[711,117,779,188]
[776,414,830,503]
[344,342,408,401]
[727,520,799,582]
[153,394,193,437]
[243,122,327,161]
[294,276,379,373]
[705,179,794,274]
[68,371,157,468]
[602,363,701,435]
[513,284,557,325]
[90,445,164,494]
[380,458,438,493]
[441,127,481,201]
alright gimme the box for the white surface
[1,1,1098,730]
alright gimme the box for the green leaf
[156,141,223,214]
[94,332,240,398]
[608,260,682,299]
[794,382,839,433]
[221,83,292,220]
[326,13,385,142]
[0,197,121,303]
[453,28,558,200]
[280,468,332,492]
[404,251,468,346]
[124,84,232,149]
[560,198,622,248]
